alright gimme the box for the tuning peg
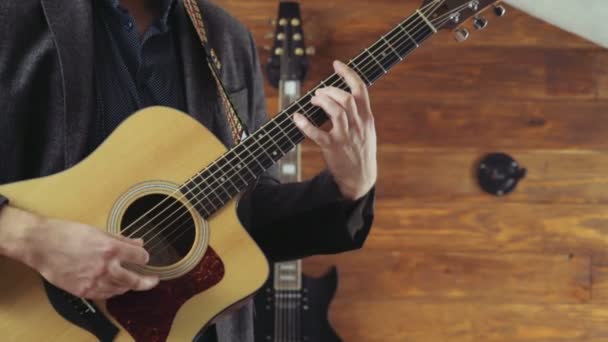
[264,32,274,40]
[269,18,276,26]
[306,46,316,56]
[493,4,507,17]
[453,28,470,43]
[473,16,488,30]
[263,45,271,52]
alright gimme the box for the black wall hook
[477,153,527,196]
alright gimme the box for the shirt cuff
[339,187,375,238]
[322,170,376,240]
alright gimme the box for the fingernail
[145,277,159,287]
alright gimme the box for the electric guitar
[0,1,507,341]
[254,2,341,342]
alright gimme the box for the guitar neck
[273,77,303,291]
[180,9,437,218]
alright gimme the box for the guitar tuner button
[494,5,507,17]
[453,28,470,43]
[473,17,488,30]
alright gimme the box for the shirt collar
[102,0,177,31]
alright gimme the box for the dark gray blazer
[0,1,374,341]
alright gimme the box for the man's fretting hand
[0,206,159,300]
[294,60,378,201]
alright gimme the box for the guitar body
[254,267,341,342]
[0,107,269,341]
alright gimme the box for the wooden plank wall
[215,0,608,340]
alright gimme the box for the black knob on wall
[477,153,527,196]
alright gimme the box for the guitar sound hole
[120,194,196,267]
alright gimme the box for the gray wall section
[505,0,608,48]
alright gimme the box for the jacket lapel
[41,0,96,167]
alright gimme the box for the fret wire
[368,40,401,72]
[232,153,257,180]
[249,131,275,160]
[223,151,252,187]
[207,165,232,200]
[214,158,241,196]
[381,35,403,60]
[242,136,271,170]
[365,46,388,74]
[272,116,297,146]
[194,168,221,210]
[184,183,215,218]
[193,185,218,215]
[255,126,286,160]
[348,61,372,85]
[214,159,241,196]
[398,22,419,47]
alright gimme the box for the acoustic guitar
[0,1,506,341]
[253,2,341,342]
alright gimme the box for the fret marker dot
[273,151,278,156]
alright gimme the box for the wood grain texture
[213,0,608,341]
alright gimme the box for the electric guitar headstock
[421,0,506,41]
[265,1,314,88]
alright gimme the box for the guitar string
[139,11,438,252]
[137,1,472,255]
[118,0,448,243]
[125,0,457,246]
[137,2,466,250]
[132,0,456,244]
[137,1,465,252]
[120,0,443,245]
[140,7,464,255]
[130,1,462,252]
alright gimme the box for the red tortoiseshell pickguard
[106,247,225,342]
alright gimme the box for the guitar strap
[183,0,248,145]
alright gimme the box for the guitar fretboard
[181,11,436,217]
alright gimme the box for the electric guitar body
[0,107,269,341]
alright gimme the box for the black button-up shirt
[94,0,186,139]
